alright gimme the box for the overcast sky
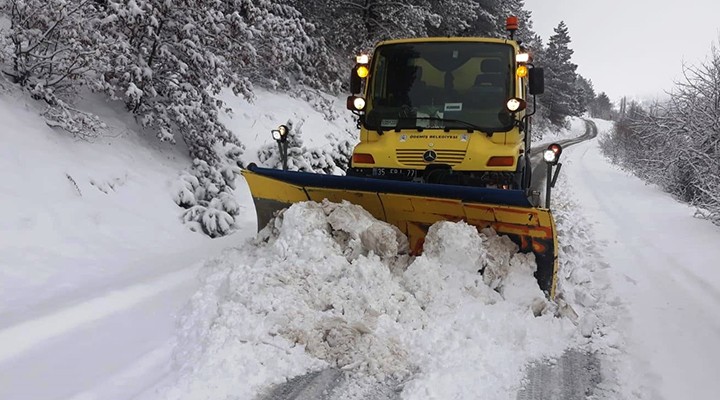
[524,0,720,103]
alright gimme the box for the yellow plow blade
[242,165,558,297]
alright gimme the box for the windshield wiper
[393,116,496,135]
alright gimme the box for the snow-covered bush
[42,99,106,139]
[293,88,340,121]
[0,0,110,137]
[331,139,354,171]
[174,154,242,238]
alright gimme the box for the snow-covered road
[0,245,235,400]
[562,137,720,400]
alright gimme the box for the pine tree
[575,75,595,116]
[590,92,614,119]
[426,0,479,37]
[289,0,436,54]
[540,21,580,126]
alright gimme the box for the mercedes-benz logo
[423,150,437,162]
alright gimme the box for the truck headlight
[347,95,366,111]
[506,97,526,112]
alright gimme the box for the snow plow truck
[242,17,563,297]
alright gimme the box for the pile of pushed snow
[163,201,576,400]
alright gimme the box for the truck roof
[375,37,519,49]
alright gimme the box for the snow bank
[0,90,247,321]
[164,201,577,400]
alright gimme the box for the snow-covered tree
[539,21,581,127]
[590,92,614,119]
[575,75,595,116]
[93,0,245,161]
[426,0,478,37]
[0,0,111,136]
[289,0,437,54]
[91,0,326,162]
[1,0,101,101]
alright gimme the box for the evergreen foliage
[174,157,242,238]
[539,21,581,127]
[575,75,595,116]
[589,92,614,119]
[286,0,437,55]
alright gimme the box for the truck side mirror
[350,67,362,94]
[529,68,544,95]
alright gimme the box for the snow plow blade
[242,165,558,297]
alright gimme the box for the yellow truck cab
[346,23,543,190]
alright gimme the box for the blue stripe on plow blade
[246,164,534,208]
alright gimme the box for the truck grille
[396,149,466,167]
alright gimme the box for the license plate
[372,168,416,178]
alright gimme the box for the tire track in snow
[68,340,177,400]
[0,267,194,363]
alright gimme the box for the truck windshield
[365,41,515,132]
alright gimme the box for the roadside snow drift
[162,200,576,400]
